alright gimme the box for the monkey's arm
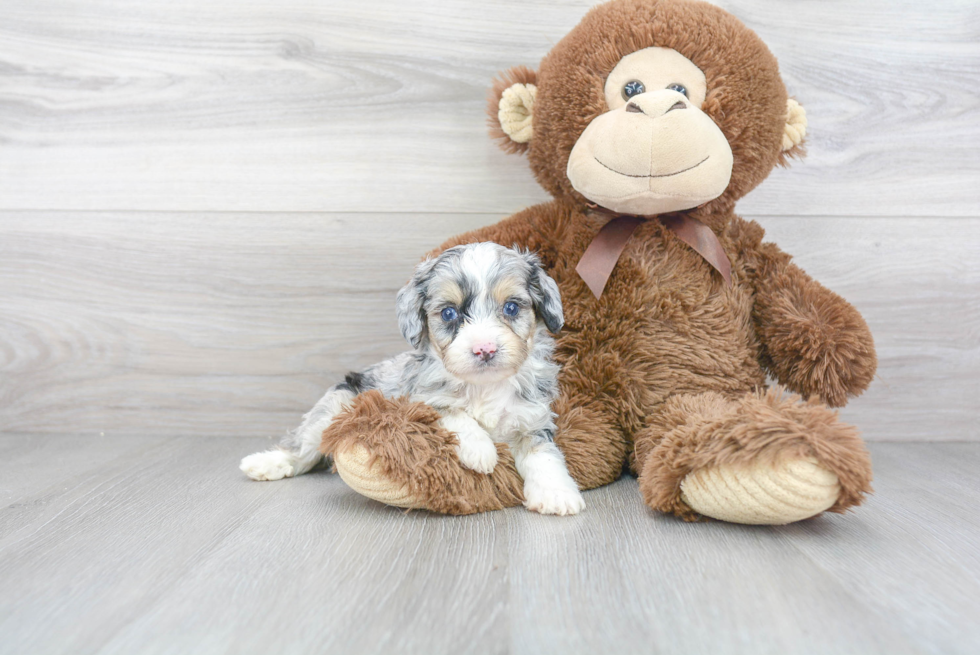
[749,241,876,408]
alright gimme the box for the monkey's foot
[334,445,423,509]
[636,387,872,524]
[680,457,840,525]
[321,390,525,515]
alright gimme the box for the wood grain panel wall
[1,0,977,440]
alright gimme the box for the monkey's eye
[441,307,458,322]
[666,83,688,97]
[622,80,645,100]
[503,301,520,317]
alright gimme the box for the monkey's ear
[779,98,807,165]
[488,66,538,154]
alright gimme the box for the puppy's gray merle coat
[241,242,585,515]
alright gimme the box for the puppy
[240,242,585,516]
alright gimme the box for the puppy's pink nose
[472,342,497,362]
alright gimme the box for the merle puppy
[241,242,585,515]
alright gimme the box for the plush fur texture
[321,0,876,521]
[323,391,526,514]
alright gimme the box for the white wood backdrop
[1,0,978,440]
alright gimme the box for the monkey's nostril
[666,100,687,113]
[625,101,644,114]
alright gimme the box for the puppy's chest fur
[365,333,558,446]
[443,383,530,442]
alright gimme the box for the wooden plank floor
[1,437,977,655]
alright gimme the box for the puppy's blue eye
[667,83,688,98]
[441,307,458,322]
[622,80,645,100]
[503,301,519,317]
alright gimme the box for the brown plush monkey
[321,0,876,524]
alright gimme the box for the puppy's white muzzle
[446,321,519,383]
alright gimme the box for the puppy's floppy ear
[488,66,537,155]
[523,252,564,334]
[396,257,438,349]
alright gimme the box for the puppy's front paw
[240,450,295,481]
[524,480,586,516]
[456,438,498,475]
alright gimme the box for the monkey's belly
[558,287,765,416]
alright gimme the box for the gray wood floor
[1,437,977,655]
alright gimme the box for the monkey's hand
[753,261,876,408]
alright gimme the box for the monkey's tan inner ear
[498,83,536,144]
[782,98,807,151]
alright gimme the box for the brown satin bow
[575,209,732,299]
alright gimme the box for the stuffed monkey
[321,0,876,524]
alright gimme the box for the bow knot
[575,211,732,298]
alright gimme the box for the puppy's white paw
[524,480,586,516]
[456,438,498,475]
[240,450,295,481]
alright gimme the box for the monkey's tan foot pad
[680,457,840,525]
[334,445,425,509]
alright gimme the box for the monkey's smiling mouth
[594,155,710,178]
